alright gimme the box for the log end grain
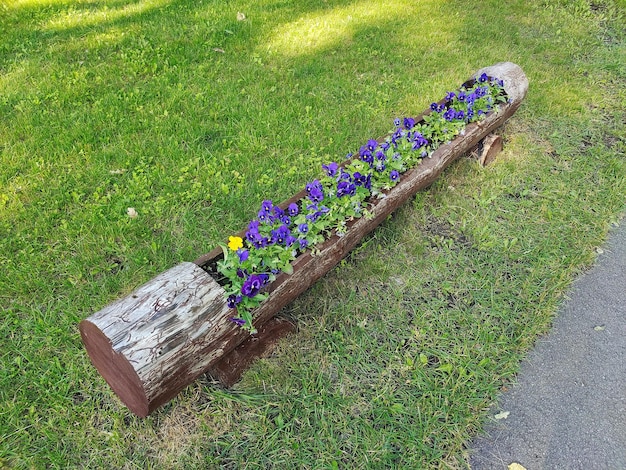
[80,262,237,417]
[79,319,150,417]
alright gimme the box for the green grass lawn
[1,0,625,467]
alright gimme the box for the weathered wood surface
[79,262,236,417]
[80,62,528,417]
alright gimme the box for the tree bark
[80,62,528,417]
[79,262,238,417]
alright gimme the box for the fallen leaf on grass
[494,411,510,420]
[508,463,527,470]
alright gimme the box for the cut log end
[79,319,150,417]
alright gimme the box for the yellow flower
[227,236,243,251]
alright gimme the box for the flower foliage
[216,73,507,332]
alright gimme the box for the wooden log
[79,262,240,417]
[80,62,528,416]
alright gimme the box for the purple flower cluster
[388,118,430,159]
[221,73,507,331]
[245,201,299,249]
[227,200,308,311]
[306,180,324,203]
[430,73,504,124]
[305,203,330,222]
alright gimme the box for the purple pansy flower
[353,172,368,187]
[251,233,268,249]
[338,168,351,181]
[444,108,457,122]
[359,145,374,164]
[287,202,299,217]
[241,274,264,298]
[257,209,271,223]
[227,294,242,309]
[237,249,249,263]
[322,162,339,177]
[337,180,356,197]
[271,224,292,245]
[306,180,324,203]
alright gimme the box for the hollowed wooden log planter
[80,62,528,417]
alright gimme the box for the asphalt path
[468,219,626,470]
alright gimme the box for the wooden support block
[468,133,503,166]
[207,316,296,387]
[479,134,503,166]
